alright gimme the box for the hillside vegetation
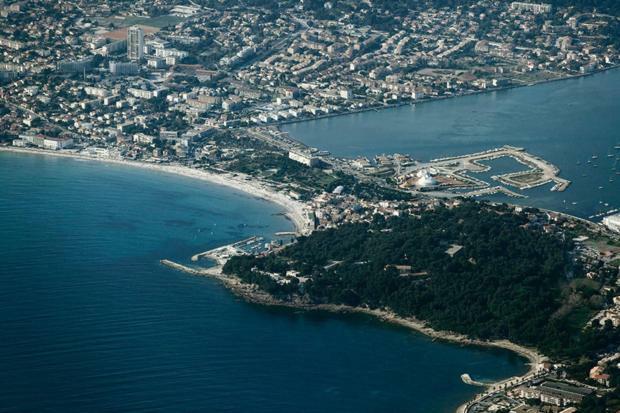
[224,202,619,359]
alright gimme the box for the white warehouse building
[602,214,620,233]
[289,151,320,167]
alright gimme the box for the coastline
[0,146,312,236]
[166,259,545,413]
[273,65,620,129]
[4,145,546,413]
[1,45,616,413]
[1,145,548,371]
[3,68,580,409]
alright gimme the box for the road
[3,99,78,138]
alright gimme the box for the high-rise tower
[127,26,144,61]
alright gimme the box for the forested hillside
[224,202,619,360]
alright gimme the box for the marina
[2,0,620,410]
[191,236,261,264]
[283,69,620,220]
[398,146,570,198]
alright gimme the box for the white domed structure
[416,170,437,188]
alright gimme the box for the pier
[466,186,527,199]
[191,236,260,263]
[160,259,222,276]
[403,145,571,196]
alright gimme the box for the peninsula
[3,122,619,412]
[2,0,620,412]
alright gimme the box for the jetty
[160,259,222,276]
[275,231,297,236]
[191,236,260,263]
[461,374,487,387]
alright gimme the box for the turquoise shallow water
[0,152,526,413]
[283,69,620,219]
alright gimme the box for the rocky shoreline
[3,147,546,413]
[171,260,546,411]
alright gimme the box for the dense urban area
[1,0,620,412]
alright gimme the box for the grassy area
[570,278,601,294]
[564,306,596,331]
[607,238,620,247]
[227,151,342,195]
[516,71,566,83]
[510,171,544,184]
[585,236,620,257]
[104,15,185,28]
[589,232,620,246]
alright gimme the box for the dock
[403,145,571,196]
[191,236,259,263]
[464,186,527,199]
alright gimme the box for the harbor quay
[396,146,571,197]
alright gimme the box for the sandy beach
[0,146,313,235]
[2,147,543,371]
[5,145,544,413]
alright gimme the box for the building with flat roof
[43,137,74,150]
[516,381,593,407]
[603,214,620,233]
[100,39,127,56]
[289,150,320,167]
[538,381,593,406]
[510,2,552,14]
[19,134,73,150]
[127,26,144,61]
[109,61,139,76]
[57,58,93,74]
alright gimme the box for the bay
[0,152,526,413]
[283,69,620,219]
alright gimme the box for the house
[589,366,611,386]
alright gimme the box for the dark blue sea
[0,153,526,412]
